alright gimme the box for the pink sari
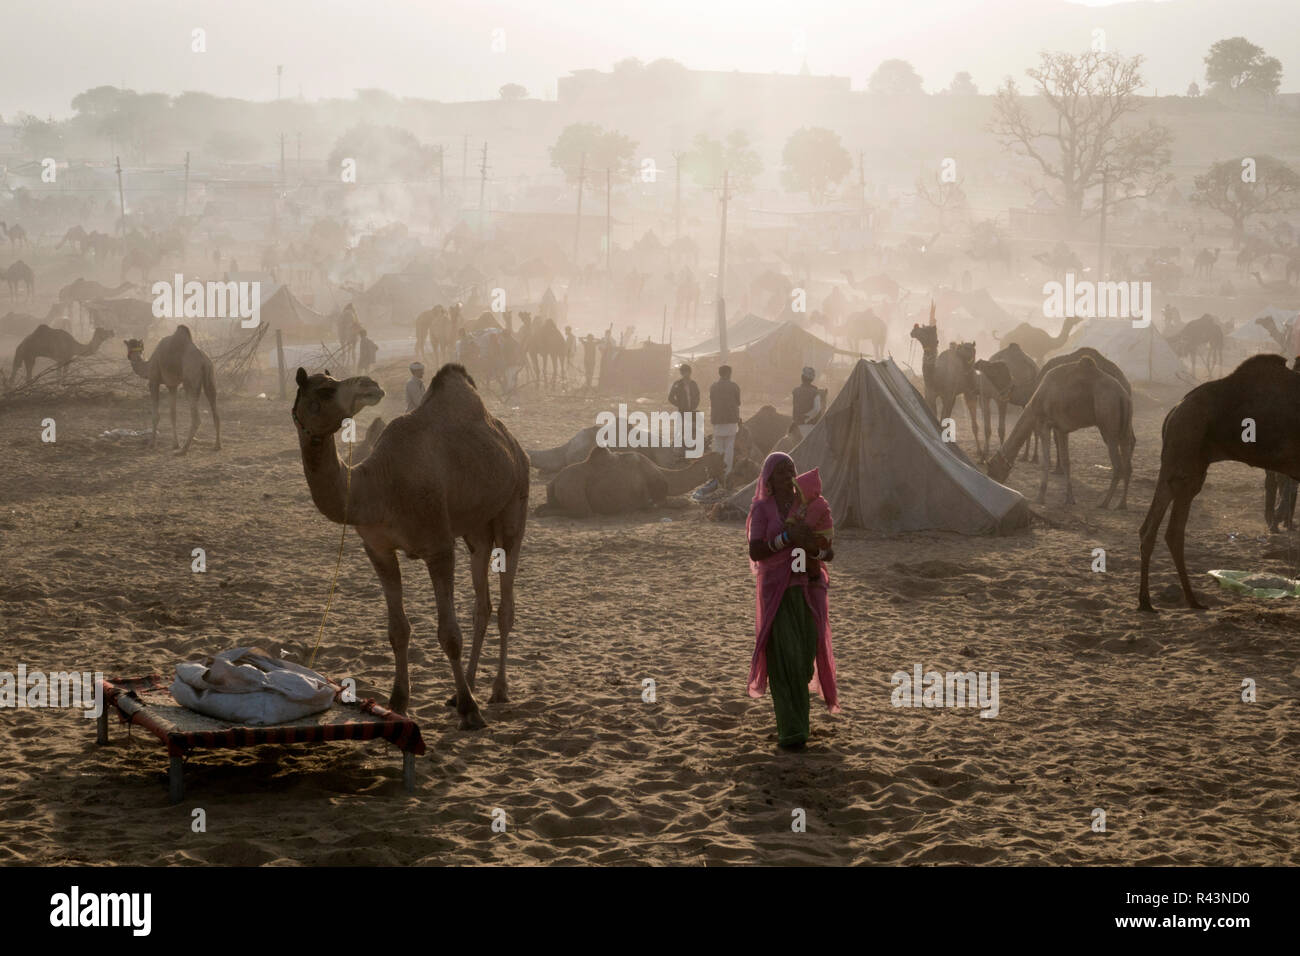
[745,452,840,713]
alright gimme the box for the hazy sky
[2,0,1285,119]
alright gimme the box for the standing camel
[124,325,221,453]
[1167,313,1224,379]
[986,355,1134,509]
[3,261,35,300]
[0,222,29,252]
[1192,248,1220,278]
[909,309,983,458]
[1138,354,1300,611]
[10,325,114,386]
[976,342,1039,459]
[291,363,529,721]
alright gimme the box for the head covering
[801,366,815,382]
[751,452,794,505]
[409,362,424,374]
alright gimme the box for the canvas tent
[679,319,837,386]
[1046,318,1190,385]
[726,358,1028,534]
[678,313,779,356]
[260,285,328,339]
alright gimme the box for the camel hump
[585,445,613,463]
[174,324,193,342]
[1076,355,1097,371]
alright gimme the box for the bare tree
[991,51,1173,225]
[1190,155,1300,246]
[915,170,967,230]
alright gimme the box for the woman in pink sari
[746,452,839,748]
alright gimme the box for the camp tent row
[728,358,1028,535]
[677,316,839,387]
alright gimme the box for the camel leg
[997,400,1007,450]
[490,507,525,704]
[180,388,200,455]
[964,393,982,460]
[1052,429,1065,474]
[460,531,493,696]
[1118,432,1134,510]
[426,551,485,730]
[208,383,221,451]
[1036,422,1051,504]
[167,387,180,449]
[149,382,161,446]
[1139,478,1173,612]
[1165,479,1207,610]
[1100,436,1122,509]
[1059,431,1075,504]
[363,545,413,714]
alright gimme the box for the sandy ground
[1,363,1297,866]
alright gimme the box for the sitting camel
[124,325,221,453]
[1139,354,1300,611]
[10,324,114,386]
[292,363,529,721]
[986,355,1133,509]
[537,447,724,517]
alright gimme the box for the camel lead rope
[308,439,353,670]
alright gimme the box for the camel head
[124,337,145,360]
[292,367,385,440]
[86,326,114,349]
[952,341,977,367]
[909,323,938,351]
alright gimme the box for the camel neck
[297,429,373,526]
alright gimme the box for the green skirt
[767,587,818,747]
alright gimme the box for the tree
[780,127,852,204]
[915,168,967,229]
[549,123,638,186]
[681,130,763,191]
[946,72,978,95]
[1190,155,1300,245]
[17,114,64,157]
[499,83,528,101]
[1204,37,1282,98]
[1187,81,1201,97]
[990,50,1173,225]
[869,59,924,95]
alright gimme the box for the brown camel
[1193,247,1220,278]
[537,447,723,517]
[292,363,529,720]
[1033,346,1135,471]
[672,267,700,326]
[10,324,114,385]
[519,312,567,387]
[735,405,793,463]
[1255,314,1292,350]
[976,342,1039,457]
[1167,313,1224,379]
[994,315,1080,363]
[414,305,443,362]
[1139,354,1300,610]
[986,355,1133,509]
[836,309,887,358]
[0,222,29,252]
[909,309,982,457]
[125,325,222,453]
[3,261,35,300]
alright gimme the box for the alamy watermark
[152,274,262,328]
[1043,272,1151,329]
[594,406,705,458]
[890,663,999,717]
[0,665,104,718]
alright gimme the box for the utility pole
[572,152,586,268]
[1097,163,1108,278]
[279,133,286,184]
[115,156,125,234]
[182,151,190,218]
[276,65,283,100]
[716,169,730,358]
[605,168,612,277]
[478,141,488,237]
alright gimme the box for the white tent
[1046,318,1191,385]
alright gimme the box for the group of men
[667,362,827,479]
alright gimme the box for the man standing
[357,327,378,375]
[667,363,700,446]
[405,361,426,412]
[710,364,741,476]
[792,366,825,441]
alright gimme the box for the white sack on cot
[170,647,336,725]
